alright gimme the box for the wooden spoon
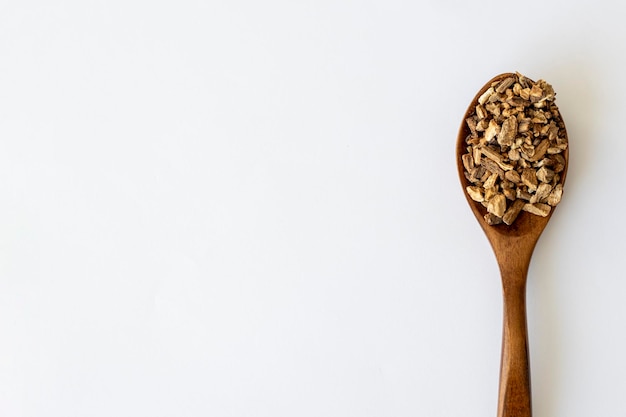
[456,73,568,417]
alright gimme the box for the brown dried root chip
[487,194,507,217]
[502,199,526,225]
[466,186,484,202]
[484,213,503,225]
[523,203,551,217]
[547,184,563,206]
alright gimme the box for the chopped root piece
[523,203,551,217]
[503,199,526,225]
[487,194,507,217]
[497,116,517,147]
[547,183,563,206]
[462,154,474,173]
[521,169,538,192]
[466,186,484,202]
[484,213,503,225]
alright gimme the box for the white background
[0,1,624,416]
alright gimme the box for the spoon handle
[497,280,532,417]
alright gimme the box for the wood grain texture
[456,73,569,417]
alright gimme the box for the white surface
[0,1,624,416]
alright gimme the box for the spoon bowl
[456,73,568,417]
